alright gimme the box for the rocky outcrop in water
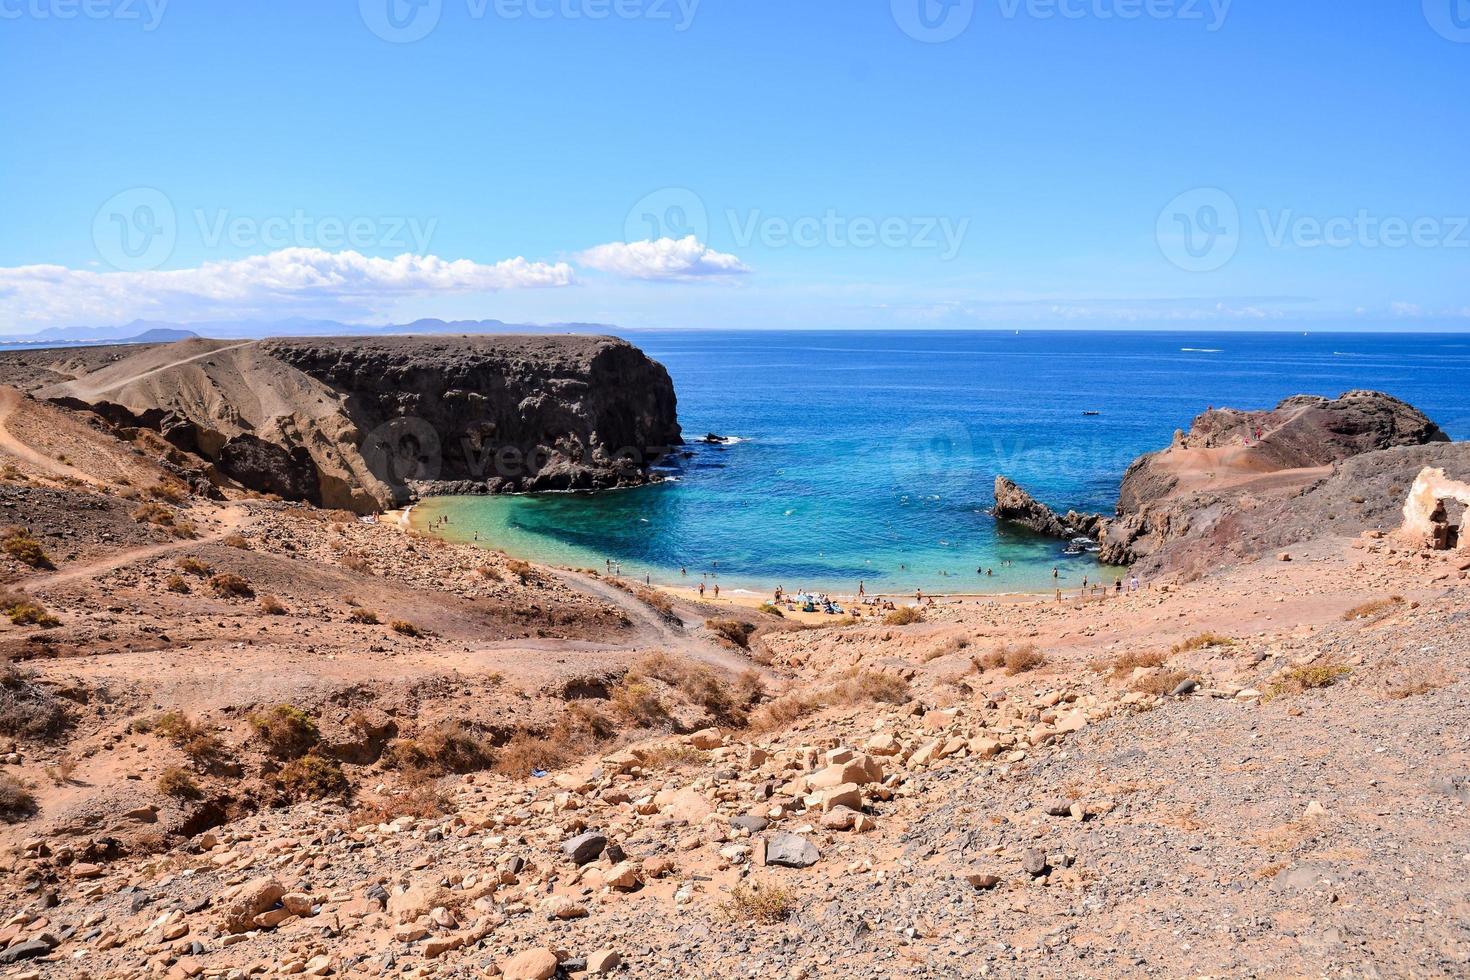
[991,477,1106,539]
[37,335,682,512]
[996,390,1453,575]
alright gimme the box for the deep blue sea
[413,331,1470,596]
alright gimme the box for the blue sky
[1,0,1466,332]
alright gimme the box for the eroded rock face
[40,335,682,512]
[1101,391,1448,567]
[992,477,1106,539]
[995,391,1453,575]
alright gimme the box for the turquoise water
[412,330,1470,595]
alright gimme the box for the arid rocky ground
[0,376,1467,979]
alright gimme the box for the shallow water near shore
[413,330,1470,595]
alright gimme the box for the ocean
[410,330,1470,596]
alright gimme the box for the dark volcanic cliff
[36,335,682,512]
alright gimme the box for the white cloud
[0,248,576,326]
[578,236,750,281]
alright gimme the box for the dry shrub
[1385,674,1447,700]
[221,533,250,550]
[750,670,908,732]
[1172,632,1235,654]
[609,678,668,727]
[0,528,52,569]
[1091,649,1168,676]
[348,608,380,625]
[0,664,69,738]
[639,743,704,769]
[757,602,784,618]
[3,591,61,628]
[147,481,189,503]
[130,502,196,538]
[158,766,202,800]
[706,618,755,649]
[1343,596,1405,622]
[388,720,495,776]
[258,595,288,615]
[626,652,761,725]
[350,785,451,824]
[1267,661,1350,700]
[249,704,320,759]
[718,881,796,924]
[474,564,503,582]
[276,753,349,800]
[209,573,253,598]
[340,553,373,575]
[44,756,76,786]
[140,712,226,767]
[884,606,924,626]
[390,620,425,637]
[176,556,212,576]
[976,643,1047,676]
[0,773,36,823]
[631,587,674,617]
[923,634,970,663]
[504,559,534,584]
[165,574,190,594]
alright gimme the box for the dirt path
[0,386,108,487]
[474,566,762,676]
[67,340,258,399]
[26,505,249,592]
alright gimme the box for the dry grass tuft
[750,669,908,732]
[176,556,212,576]
[2,590,61,628]
[390,620,425,637]
[0,528,52,569]
[884,606,924,626]
[706,618,755,649]
[1090,649,1168,676]
[0,663,69,738]
[975,643,1047,676]
[348,608,380,625]
[208,573,253,598]
[249,704,320,759]
[1342,596,1405,622]
[1172,632,1235,654]
[1266,660,1351,700]
[258,594,288,615]
[387,720,496,776]
[276,753,349,800]
[0,773,37,823]
[718,881,796,924]
[158,766,202,800]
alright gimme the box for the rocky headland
[995,390,1459,577]
[34,335,682,513]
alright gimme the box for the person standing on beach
[698,582,705,598]
[713,584,720,599]
[1052,567,1059,580]
[858,581,865,598]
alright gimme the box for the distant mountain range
[0,317,620,348]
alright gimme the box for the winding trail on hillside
[475,565,765,676]
[24,505,250,592]
[0,386,108,487]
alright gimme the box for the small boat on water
[1082,411,1101,416]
